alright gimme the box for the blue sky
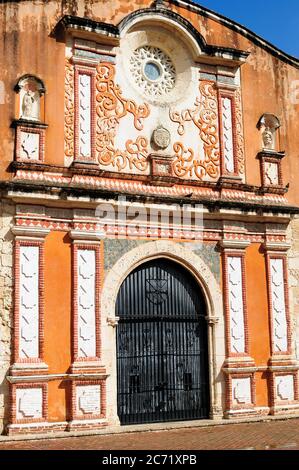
[194,1,299,58]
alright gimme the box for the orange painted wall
[44,231,72,422]
[245,243,271,407]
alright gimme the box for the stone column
[68,228,108,431]
[220,237,258,418]
[264,239,299,415]
[7,225,49,435]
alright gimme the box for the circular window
[143,61,162,82]
[130,46,176,98]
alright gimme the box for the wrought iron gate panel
[116,259,210,424]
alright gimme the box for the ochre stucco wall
[246,243,271,407]
[44,231,72,422]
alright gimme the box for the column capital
[12,225,50,239]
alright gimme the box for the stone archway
[101,240,225,425]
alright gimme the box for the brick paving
[1,418,299,450]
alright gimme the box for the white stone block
[232,378,251,405]
[19,246,39,359]
[16,388,43,419]
[77,249,96,358]
[270,259,288,353]
[276,375,294,401]
[227,257,245,353]
[76,385,101,416]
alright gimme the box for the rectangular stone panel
[270,259,288,353]
[77,249,96,358]
[227,256,245,354]
[19,245,39,359]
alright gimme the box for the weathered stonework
[0,199,14,434]
[104,239,220,283]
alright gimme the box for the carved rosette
[95,62,150,172]
[170,80,220,180]
[64,59,75,159]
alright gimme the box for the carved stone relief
[275,375,294,401]
[20,132,40,160]
[16,388,43,419]
[78,74,92,158]
[17,76,44,121]
[257,113,281,151]
[227,257,245,354]
[170,81,220,180]
[270,258,288,353]
[130,46,176,97]
[232,378,251,405]
[19,246,39,359]
[77,249,96,358]
[76,385,101,415]
[96,62,150,172]
[151,126,170,150]
[265,161,279,185]
[64,59,75,160]
[221,97,235,173]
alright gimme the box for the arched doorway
[116,258,210,425]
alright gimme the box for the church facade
[1,0,299,435]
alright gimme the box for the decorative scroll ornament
[96,62,150,172]
[234,89,245,175]
[170,81,220,180]
[64,59,75,158]
[130,46,176,97]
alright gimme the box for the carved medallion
[152,126,170,150]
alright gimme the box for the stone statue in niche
[257,113,281,152]
[22,91,37,119]
[16,75,45,121]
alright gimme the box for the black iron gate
[116,259,210,425]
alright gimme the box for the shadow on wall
[0,374,10,435]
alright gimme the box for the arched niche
[15,75,46,121]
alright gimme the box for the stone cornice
[11,225,50,239]
[56,15,119,44]
[2,180,299,217]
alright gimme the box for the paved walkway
[1,418,299,450]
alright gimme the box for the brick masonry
[0,200,14,434]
